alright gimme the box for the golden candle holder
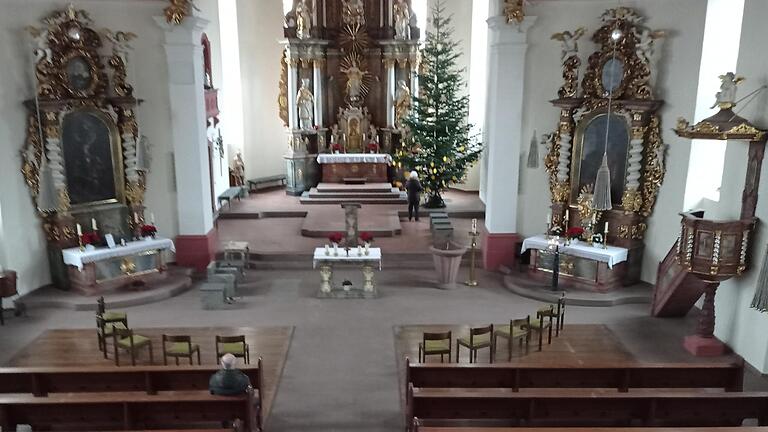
[465,230,480,287]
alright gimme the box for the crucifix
[341,203,361,249]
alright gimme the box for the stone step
[316,182,395,193]
[307,189,403,199]
[299,195,408,205]
[238,251,480,270]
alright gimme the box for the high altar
[531,8,667,291]
[20,6,158,291]
[279,0,420,194]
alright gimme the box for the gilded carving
[620,189,643,213]
[164,0,196,25]
[504,0,525,24]
[278,54,289,127]
[617,223,647,240]
[552,28,586,99]
[640,115,665,217]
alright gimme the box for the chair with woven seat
[216,335,250,365]
[162,334,201,365]
[531,305,555,351]
[493,316,531,361]
[112,328,153,366]
[456,325,494,363]
[417,331,452,363]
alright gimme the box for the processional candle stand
[673,83,767,356]
[465,219,479,287]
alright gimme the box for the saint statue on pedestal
[711,72,744,110]
[393,0,411,40]
[296,78,315,130]
[295,0,312,40]
[232,152,245,186]
[394,79,411,128]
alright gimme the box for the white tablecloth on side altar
[520,235,628,269]
[317,153,393,165]
[312,247,382,270]
[62,237,176,271]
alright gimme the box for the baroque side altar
[279,0,420,194]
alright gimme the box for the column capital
[154,15,210,45]
[487,15,537,45]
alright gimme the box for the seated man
[209,353,251,395]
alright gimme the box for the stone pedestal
[284,152,319,196]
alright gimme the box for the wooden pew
[0,359,264,430]
[407,386,768,430]
[412,424,768,432]
[0,390,258,432]
[406,358,744,392]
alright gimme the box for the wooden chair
[97,296,127,323]
[531,305,555,351]
[112,328,153,366]
[456,325,494,363]
[216,335,250,365]
[162,334,201,365]
[96,314,127,359]
[493,316,531,361]
[555,293,566,335]
[417,331,452,363]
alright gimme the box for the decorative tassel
[751,244,768,312]
[527,130,539,168]
[592,152,612,210]
[37,155,58,212]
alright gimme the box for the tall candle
[151,213,155,224]
[76,223,82,236]
[546,213,552,224]
[565,210,569,222]
[91,218,97,230]
[134,212,139,223]
[604,222,609,233]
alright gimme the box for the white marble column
[155,14,215,270]
[482,11,536,270]
[385,59,396,127]
[313,59,324,127]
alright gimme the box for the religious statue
[342,62,364,102]
[393,0,411,40]
[330,124,340,145]
[347,118,363,152]
[342,0,365,26]
[394,79,411,128]
[503,0,527,24]
[711,72,745,110]
[551,27,586,61]
[295,0,312,40]
[232,152,245,186]
[367,125,377,142]
[296,78,315,130]
[26,26,51,63]
[635,28,665,65]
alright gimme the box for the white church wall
[0,0,190,294]
[236,0,287,182]
[516,0,707,284]
[710,0,768,373]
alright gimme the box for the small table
[317,153,392,183]
[61,238,176,295]
[521,235,629,292]
[312,247,381,298]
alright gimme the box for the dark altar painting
[573,113,629,205]
[65,56,93,92]
[61,110,119,205]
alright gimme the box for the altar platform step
[307,190,403,199]
[315,182,395,193]
[240,251,478,270]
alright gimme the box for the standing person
[405,170,423,221]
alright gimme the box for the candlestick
[471,218,477,234]
[151,213,155,224]
[76,223,82,236]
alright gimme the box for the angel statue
[295,0,312,40]
[342,0,365,26]
[330,124,340,145]
[232,152,245,186]
[26,26,51,63]
[394,80,411,128]
[711,72,745,110]
[635,28,665,65]
[551,27,586,61]
[296,78,315,130]
[393,0,411,40]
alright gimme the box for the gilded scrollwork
[164,0,197,25]
[620,189,643,213]
[617,223,647,240]
[640,115,664,217]
[278,54,289,127]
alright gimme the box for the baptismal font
[279,0,420,194]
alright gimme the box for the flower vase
[571,238,580,245]
[364,242,370,256]
[324,244,330,256]
[84,244,96,251]
[333,243,338,256]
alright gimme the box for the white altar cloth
[520,235,628,269]
[62,237,176,271]
[317,153,393,165]
[312,247,382,270]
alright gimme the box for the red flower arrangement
[81,231,101,246]
[359,232,374,243]
[331,143,343,153]
[566,226,585,240]
[141,224,158,238]
[328,232,344,244]
[367,142,379,153]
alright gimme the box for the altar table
[317,153,392,183]
[62,238,175,295]
[521,235,630,292]
[312,246,381,298]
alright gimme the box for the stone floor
[2,268,764,432]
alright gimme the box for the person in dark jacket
[405,170,423,221]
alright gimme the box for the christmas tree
[395,0,482,208]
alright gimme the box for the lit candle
[604,222,609,233]
[76,223,82,236]
[471,218,477,233]
[546,213,552,224]
[151,213,155,224]
[565,210,570,222]
[91,218,97,231]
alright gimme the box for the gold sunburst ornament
[339,24,369,54]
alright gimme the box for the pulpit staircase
[651,240,707,317]
[299,182,407,205]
